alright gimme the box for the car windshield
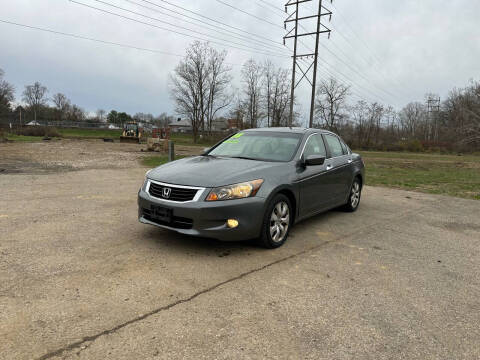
[208,131,302,162]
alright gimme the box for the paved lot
[1,140,479,359]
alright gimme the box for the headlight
[206,179,264,201]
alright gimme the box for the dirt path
[0,139,201,174]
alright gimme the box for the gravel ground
[0,140,479,360]
[0,139,200,174]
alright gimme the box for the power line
[81,0,289,57]
[122,0,287,52]
[214,0,283,29]
[255,0,283,13]
[153,0,280,44]
[309,1,410,99]
[0,19,183,57]
[69,0,290,58]
[252,0,407,103]
[230,0,396,105]
[0,18,246,67]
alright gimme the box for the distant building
[227,118,243,130]
[211,118,229,132]
[26,120,41,126]
[169,118,192,133]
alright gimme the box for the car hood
[148,156,282,187]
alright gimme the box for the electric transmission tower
[426,95,441,141]
[284,0,332,127]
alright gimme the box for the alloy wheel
[350,181,361,208]
[270,201,290,243]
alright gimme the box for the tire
[342,177,362,212]
[258,194,293,249]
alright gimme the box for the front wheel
[342,178,362,212]
[258,194,292,249]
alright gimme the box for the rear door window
[324,134,344,158]
[340,139,350,155]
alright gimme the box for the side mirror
[304,155,326,166]
[202,147,210,154]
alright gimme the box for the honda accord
[138,128,364,248]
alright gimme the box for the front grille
[142,209,193,229]
[148,182,198,202]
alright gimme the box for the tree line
[170,41,293,142]
[314,77,480,151]
[2,41,479,151]
[0,69,175,128]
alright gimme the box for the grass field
[4,128,478,200]
[142,151,480,200]
[57,128,122,139]
[5,134,60,142]
[359,151,480,200]
[169,133,223,147]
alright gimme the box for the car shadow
[137,207,347,256]
[139,225,263,257]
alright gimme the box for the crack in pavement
[35,205,430,360]
[36,240,336,360]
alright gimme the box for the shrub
[16,126,61,138]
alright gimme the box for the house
[227,118,243,130]
[169,118,192,133]
[211,118,229,132]
[26,120,41,126]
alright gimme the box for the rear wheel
[258,194,292,249]
[342,177,362,212]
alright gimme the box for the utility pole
[284,0,332,127]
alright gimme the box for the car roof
[242,127,336,136]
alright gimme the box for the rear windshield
[209,131,302,162]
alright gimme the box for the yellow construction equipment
[120,122,141,144]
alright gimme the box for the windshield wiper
[229,156,261,161]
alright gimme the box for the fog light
[227,219,239,229]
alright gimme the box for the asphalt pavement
[1,167,479,359]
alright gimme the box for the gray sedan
[138,128,365,248]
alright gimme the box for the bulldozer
[120,122,142,144]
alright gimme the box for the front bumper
[138,188,266,241]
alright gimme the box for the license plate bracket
[151,205,173,223]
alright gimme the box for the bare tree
[351,100,369,147]
[133,112,154,124]
[262,60,275,127]
[170,42,209,142]
[155,112,174,128]
[229,90,246,129]
[399,102,425,138]
[170,41,232,142]
[52,93,71,122]
[205,47,232,134]
[0,68,15,117]
[22,82,48,122]
[96,109,106,122]
[270,68,291,127]
[315,77,350,131]
[68,104,86,122]
[241,59,263,128]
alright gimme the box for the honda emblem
[162,187,172,199]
